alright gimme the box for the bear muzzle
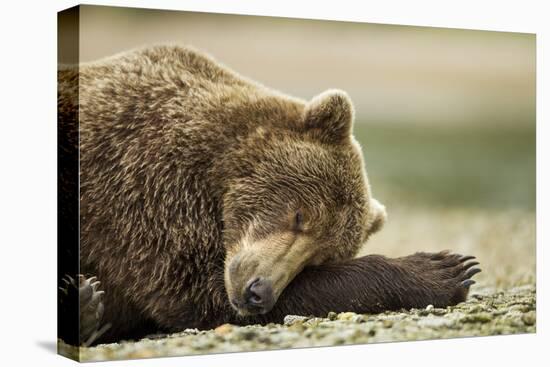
[224,231,314,315]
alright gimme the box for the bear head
[222,90,386,316]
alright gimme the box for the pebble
[521,311,536,326]
[467,305,485,314]
[351,315,366,323]
[338,312,356,321]
[284,315,308,326]
[214,324,234,337]
[509,304,531,313]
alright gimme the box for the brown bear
[57,45,480,346]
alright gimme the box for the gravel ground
[60,284,535,362]
[59,207,536,362]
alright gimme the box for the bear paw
[402,251,482,306]
[59,274,109,346]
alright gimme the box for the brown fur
[251,251,480,324]
[58,45,479,344]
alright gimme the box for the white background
[0,0,546,365]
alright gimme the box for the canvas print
[57,5,536,362]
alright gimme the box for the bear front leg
[251,251,480,323]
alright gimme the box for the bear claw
[459,255,476,262]
[462,261,480,270]
[463,267,482,280]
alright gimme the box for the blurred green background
[358,124,535,210]
[59,5,536,287]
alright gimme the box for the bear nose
[244,277,275,311]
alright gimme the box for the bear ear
[303,89,354,144]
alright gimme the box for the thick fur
[57,45,479,345]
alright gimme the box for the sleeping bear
[57,45,480,346]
